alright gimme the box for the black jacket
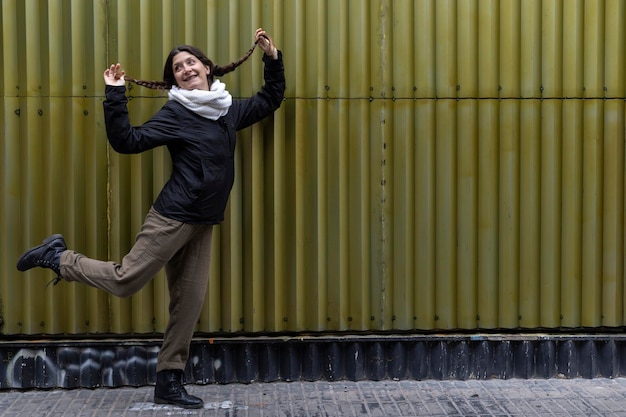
[103,52,285,224]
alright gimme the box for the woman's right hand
[104,63,126,86]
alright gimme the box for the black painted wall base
[1,334,625,389]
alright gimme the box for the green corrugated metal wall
[1,0,625,336]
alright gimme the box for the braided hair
[123,37,266,90]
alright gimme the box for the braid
[123,76,169,90]
[128,36,270,90]
[213,35,267,77]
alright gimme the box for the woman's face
[172,51,211,90]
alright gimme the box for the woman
[17,28,285,409]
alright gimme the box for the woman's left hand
[255,28,278,59]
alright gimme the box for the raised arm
[102,63,176,154]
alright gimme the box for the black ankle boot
[16,234,67,286]
[154,369,203,409]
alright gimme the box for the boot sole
[16,234,66,271]
[154,397,204,409]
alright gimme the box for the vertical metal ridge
[1,0,21,334]
[538,0,563,329]
[314,0,329,331]
[414,1,437,330]
[600,0,625,327]
[292,0,307,331]
[582,99,603,327]
[391,0,416,330]
[338,0,350,330]
[456,0,479,330]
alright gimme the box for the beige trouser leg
[59,207,213,371]
[158,225,213,371]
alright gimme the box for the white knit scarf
[168,80,232,120]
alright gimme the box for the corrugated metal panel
[1,0,626,336]
[3,334,626,388]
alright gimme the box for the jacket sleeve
[103,86,178,154]
[231,50,286,131]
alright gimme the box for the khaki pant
[60,207,213,372]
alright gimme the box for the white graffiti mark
[4,348,62,388]
[1,345,161,389]
[0,343,254,389]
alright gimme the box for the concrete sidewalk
[1,378,626,416]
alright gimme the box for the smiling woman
[16,27,285,410]
[172,52,211,90]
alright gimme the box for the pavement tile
[2,379,626,416]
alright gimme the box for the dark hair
[123,40,262,90]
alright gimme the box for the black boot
[16,234,67,286]
[154,369,203,409]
